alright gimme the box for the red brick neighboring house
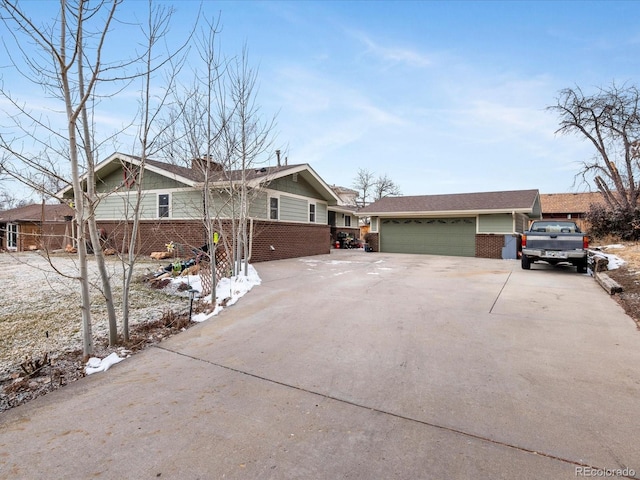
[0,203,73,252]
[539,192,605,232]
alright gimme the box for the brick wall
[250,220,330,262]
[364,232,379,252]
[96,219,330,263]
[475,234,504,259]
[97,220,208,258]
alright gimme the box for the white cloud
[351,31,432,68]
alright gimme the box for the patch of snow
[605,254,626,270]
[85,352,124,375]
[87,263,262,369]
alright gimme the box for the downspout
[245,217,254,274]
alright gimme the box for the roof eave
[358,208,535,217]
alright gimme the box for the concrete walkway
[1,251,639,479]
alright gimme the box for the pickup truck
[521,220,589,272]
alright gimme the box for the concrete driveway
[1,251,639,479]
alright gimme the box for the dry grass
[0,251,202,412]
[594,241,640,328]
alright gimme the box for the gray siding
[206,190,268,219]
[269,175,320,198]
[316,203,328,224]
[515,213,529,233]
[172,190,203,219]
[95,190,202,220]
[280,195,307,223]
[97,165,186,193]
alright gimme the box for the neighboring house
[328,185,360,246]
[56,152,341,261]
[330,185,359,206]
[539,192,604,231]
[0,203,74,252]
[357,189,541,259]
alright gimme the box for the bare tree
[373,173,401,200]
[549,83,640,211]
[158,15,229,304]
[353,168,376,207]
[225,47,276,276]
[0,0,128,357]
[353,168,401,205]
[0,0,182,353]
[0,190,30,210]
[117,1,187,341]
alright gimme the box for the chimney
[192,157,223,172]
[276,150,281,167]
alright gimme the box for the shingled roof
[539,192,604,214]
[0,203,73,222]
[358,189,540,216]
[144,158,307,184]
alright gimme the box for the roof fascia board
[56,152,197,199]
[209,164,341,203]
[358,208,534,217]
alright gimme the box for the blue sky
[3,1,640,198]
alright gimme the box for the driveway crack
[489,271,512,314]
[156,346,638,479]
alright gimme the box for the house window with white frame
[7,223,17,250]
[309,203,316,223]
[269,197,279,220]
[344,215,351,227]
[158,194,170,218]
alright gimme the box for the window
[158,194,170,218]
[269,197,279,220]
[345,215,351,227]
[309,203,316,222]
[7,223,17,250]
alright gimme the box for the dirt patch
[593,243,640,329]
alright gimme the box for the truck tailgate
[523,234,584,250]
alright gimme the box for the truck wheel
[577,261,587,274]
[521,255,531,270]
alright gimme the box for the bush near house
[586,204,640,241]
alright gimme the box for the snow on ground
[590,245,627,270]
[85,264,261,374]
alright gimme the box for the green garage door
[380,217,476,256]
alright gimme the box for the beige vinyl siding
[477,214,514,234]
[280,195,307,222]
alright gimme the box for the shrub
[586,203,640,241]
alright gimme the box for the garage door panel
[380,217,476,256]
